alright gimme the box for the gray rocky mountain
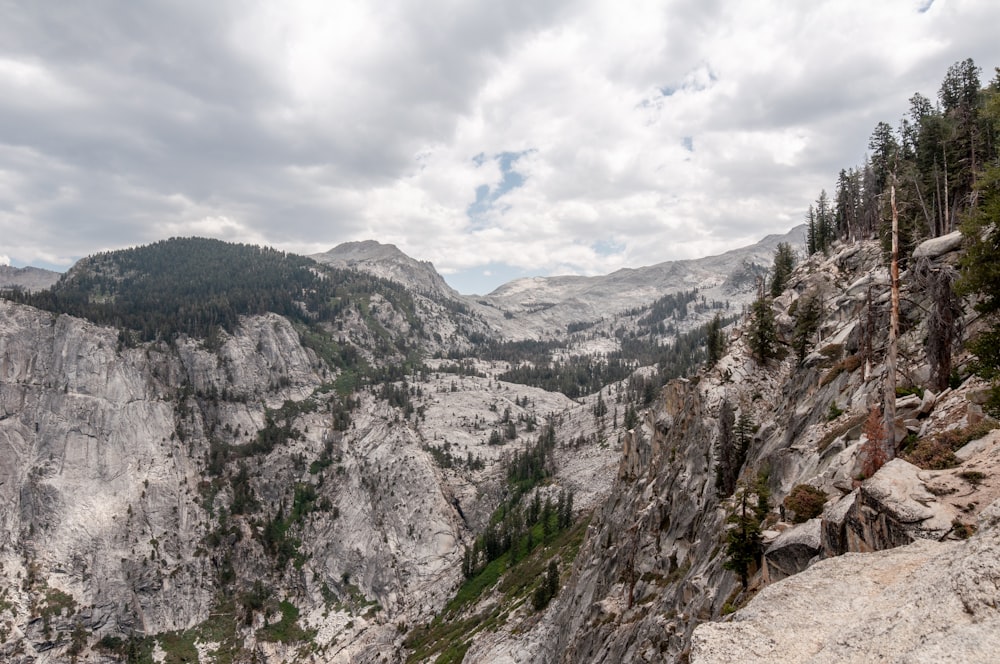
[1,227,996,663]
[482,225,806,339]
[312,228,805,343]
[312,241,461,301]
[450,233,998,663]
[0,265,61,292]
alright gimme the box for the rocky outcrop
[912,230,963,259]
[763,519,822,583]
[313,240,460,300]
[690,499,1000,663]
[824,458,957,553]
[0,300,475,662]
[527,378,734,663]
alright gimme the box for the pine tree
[735,410,754,463]
[706,314,725,368]
[792,294,822,365]
[770,242,796,298]
[869,120,899,195]
[715,399,738,497]
[748,287,778,365]
[815,190,834,253]
[957,157,1000,412]
[806,205,818,255]
[546,559,560,599]
[723,485,763,590]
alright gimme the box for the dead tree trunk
[884,182,900,460]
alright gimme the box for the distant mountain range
[6,225,805,342]
[312,225,807,339]
[0,264,61,292]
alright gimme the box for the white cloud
[1,0,998,292]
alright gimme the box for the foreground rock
[691,499,1000,663]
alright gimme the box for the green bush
[783,484,827,523]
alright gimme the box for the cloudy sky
[1,1,998,294]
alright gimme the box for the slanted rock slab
[691,500,1000,664]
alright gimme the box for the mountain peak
[312,240,458,298]
[0,264,62,292]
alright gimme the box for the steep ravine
[478,234,997,663]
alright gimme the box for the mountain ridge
[0,264,61,292]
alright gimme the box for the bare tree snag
[884,182,900,460]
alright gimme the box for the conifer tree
[735,410,755,463]
[792,294,822,365]
[706,314,725,368]
[770,242,796,297]
[723,484,763,590]
[748,285,778,365]
[715,398,738,497]
[958,157,1000,412]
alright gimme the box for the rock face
[483,225,806,338]
[475,233,996,663]
[312,240,460,300]
[0,300,473,661]
[763,519,822,583]
[690,499,1000,664]
[534,379,733,663]
[827,458,957,553]
[0,291,619,662]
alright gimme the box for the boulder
[918,389,937,415]
[820,491,856,557]
[912,230,963,259]
[894,393,921,412]
[843,458,955,552]
[763,518,822,583]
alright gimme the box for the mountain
[311,228,805,342]
[482,225,806,339]
[312,240,461,301]
[1,228,997,663]
[0,264,61,292]
[0,237,619,662]
[452,232,999,663]
[490,225,804,304]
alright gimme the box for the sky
[1,1,998,294]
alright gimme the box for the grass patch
[406,515,591,664]
[158,629,198,664]
[819,353,862,387]
[903,421,998,470]
[259,600,316,644]
[817,412,867,452]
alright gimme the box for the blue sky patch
[592,239,624,257]
[466,150,532,228]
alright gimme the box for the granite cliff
[1,229,996,663]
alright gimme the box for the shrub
[903,421,997,470]
[857,407,888,479]
[783,484,828,522]
[951,519,977,539]
[958,470,987,488]
[819,354,863,387]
